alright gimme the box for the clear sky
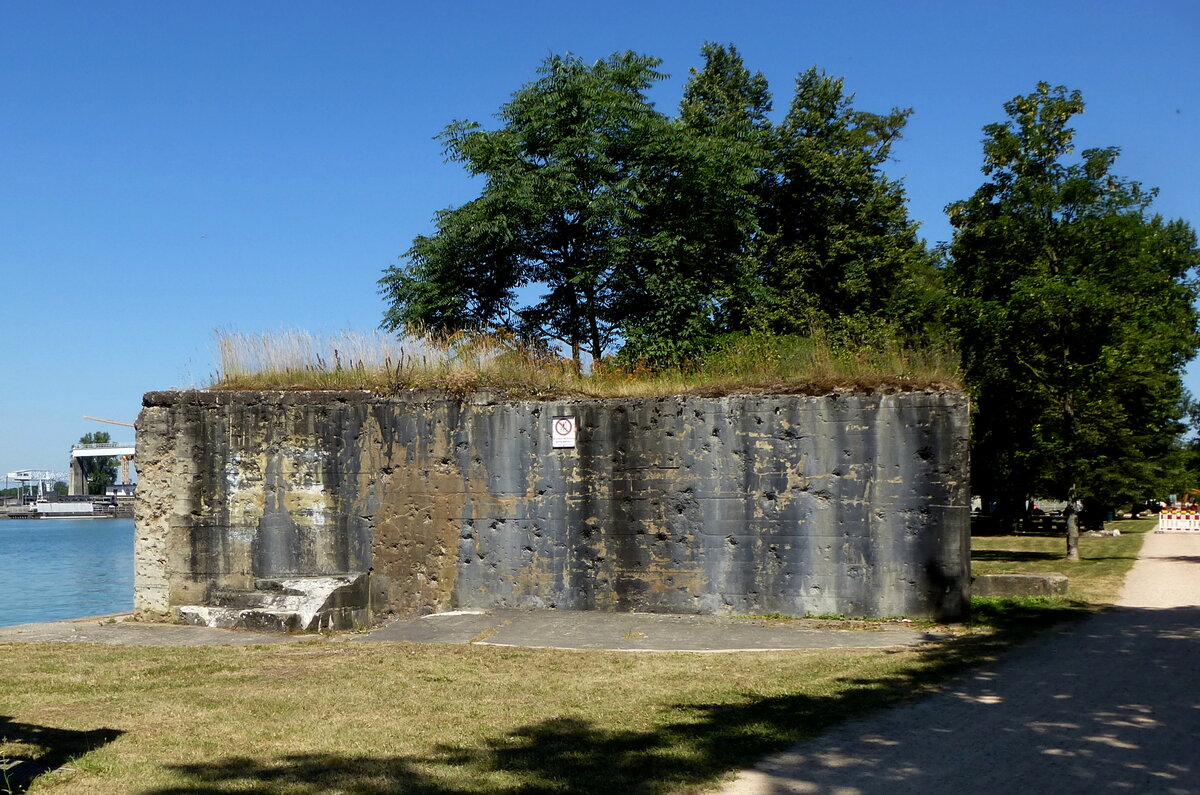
[2,1,1198,481]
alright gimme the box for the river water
[0,517,134,627]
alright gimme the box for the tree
[381,49,768,369]
[617,43,767,365]
[78,431,118,495]
[382,47,942,367]
[750,67,939,343]
[947,82,1200,558]
[380,52,671,368]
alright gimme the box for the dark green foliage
[77,431,119,495]
[750,68,940,344]
[618,46,766,366]
[380,52,669,366]
[948,83,1200,529]
[382,45,941,367]
[678,42,771,137]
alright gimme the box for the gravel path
[711,530,1200,794]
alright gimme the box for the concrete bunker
[134,389,970,629]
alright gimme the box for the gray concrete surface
[138,390,969,621]
[348,609,936,652]
[0,609,936,651]
[710,530,1200,794]
[0,614,306,646]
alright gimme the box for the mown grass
[0,623,1072,795]
[0,522,1149,794]
[210,329,961,397]
[971,517,1155,605]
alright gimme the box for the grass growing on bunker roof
[210,329,961,397]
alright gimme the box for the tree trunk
[568,281,582,374]
[584,283,602,366]
[1065,482,1080,562]
[1062,390,1080,561]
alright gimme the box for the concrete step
[178,573,372,633]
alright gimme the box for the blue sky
[2,1,1198,480]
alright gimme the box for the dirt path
[711,531,1200,794]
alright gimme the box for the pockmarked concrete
[137,390,970,622]
[710,531,1200,794]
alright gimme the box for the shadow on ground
[140,602,1103,794]
[0,717,122,794]
[1158,555,1200,564]
[971,549,1062,562]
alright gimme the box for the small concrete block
[973,573,1068,598]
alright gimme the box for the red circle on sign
[554,419,573,435]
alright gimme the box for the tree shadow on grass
[144,604,1081,795]
[971,549,1061,562]
[0,717,122,794]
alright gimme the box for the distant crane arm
[83,415,135,427]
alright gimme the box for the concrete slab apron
[351,609,934,652]
[710,532,1200,794]
[0,616,306,646]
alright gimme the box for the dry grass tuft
[210,329,961,397]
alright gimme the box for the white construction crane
[4,470,68,499]
[83,415,134,428]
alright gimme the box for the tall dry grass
[210,329,961,397]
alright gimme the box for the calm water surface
[0,517,133,627]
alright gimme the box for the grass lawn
[971,517,1156,605]
[1,520,1152,794]
[0,635,1027,795]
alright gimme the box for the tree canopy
[947,82,1200,550]
[78,431,119,495]
[381,49,1200,521]
[748,68,938,342]
[381,52,679,366]
[380,45,935,367]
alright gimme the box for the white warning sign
[552,416,576,448]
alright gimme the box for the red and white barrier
[1157,508,1200,533]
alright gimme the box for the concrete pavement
[0,608,936,652]
[0,614,306,646]
[710,530,1200,794]
[348,608,936,652]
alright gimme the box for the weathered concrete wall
[135,389,970,620]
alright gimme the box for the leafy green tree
[382,49,769,369]
[78,431,119,495]
[380,52,670,368]
[382,47,943,368]
[750,68,938,343]
[947,82,1200,557]
[618,44,767,365]
[677,43,772,139]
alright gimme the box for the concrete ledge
[178,574,372,633]
[973,573,1069,598]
